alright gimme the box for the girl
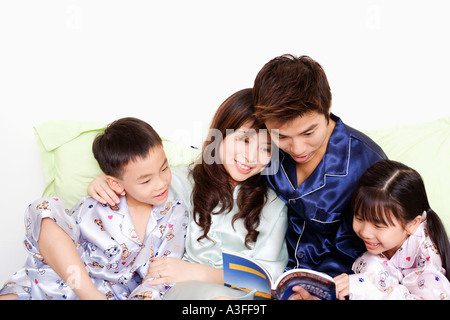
[335,160,450,300]
[89,88,288,299]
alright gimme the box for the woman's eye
[236,135,250,143]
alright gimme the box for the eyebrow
[236,128,258,136]
[137,158,168,181]
[272,124,318,137]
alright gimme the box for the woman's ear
[106,176,125,196]
[406,214,423,235]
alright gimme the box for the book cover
[222,250,336,300]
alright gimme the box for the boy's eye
[141,179,150,184]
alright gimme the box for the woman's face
[219,121,272,187]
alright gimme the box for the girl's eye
[142,180,150,184]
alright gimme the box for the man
[253,54,386,299]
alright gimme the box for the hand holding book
[222,250,337,300]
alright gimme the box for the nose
[357,221,373,240]
[245,140,258,165]
[290,138,307,156]
[154,173,169,191]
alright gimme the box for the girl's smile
[353,212,422,259]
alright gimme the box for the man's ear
[106,176,125,196]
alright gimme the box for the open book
[222,250,336,300]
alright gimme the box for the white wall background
[1,0,449,285]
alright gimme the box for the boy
[253,54,387,284]
[0,117,188,300]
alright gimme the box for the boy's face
[265,111,330,165]
[109,145,171,207]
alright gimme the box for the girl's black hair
[352,159,450,280]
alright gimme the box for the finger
[97,187,120,206]
[145,277,170,286]
[288,293,304,300]
[292,286,319,300]
[149,258,167,269]
[102,186,121,205]
[150,257,168,265]
[89,189,107,204]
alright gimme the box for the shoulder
[352,252,386,274]
[329,116,387,181]
[169,165,193,207]
[262,188,288,219]
[154,199,188,222]
[344,121,387,161]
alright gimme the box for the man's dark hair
[253,54,332,124]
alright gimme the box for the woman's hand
[87,174,124,206]
[144,257,223,285]
[334,273,349,300]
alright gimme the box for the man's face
[265,111,330,165]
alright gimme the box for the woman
[89,88,288,299]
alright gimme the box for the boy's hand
[334,273,349,300]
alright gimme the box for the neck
[296,118,336,186]
[126,195,153,213]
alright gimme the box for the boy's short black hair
[93,117,162,179]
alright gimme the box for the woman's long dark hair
[191,88,269,248]
[352,159,450,280]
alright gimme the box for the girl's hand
[334,273,349,300]
[144,257,223,285]
[87,174,124,206]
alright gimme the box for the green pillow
[362,116,450,232]
[34,120,201,209]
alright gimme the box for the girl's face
[219,121,272,187]
[353,212,421,259]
